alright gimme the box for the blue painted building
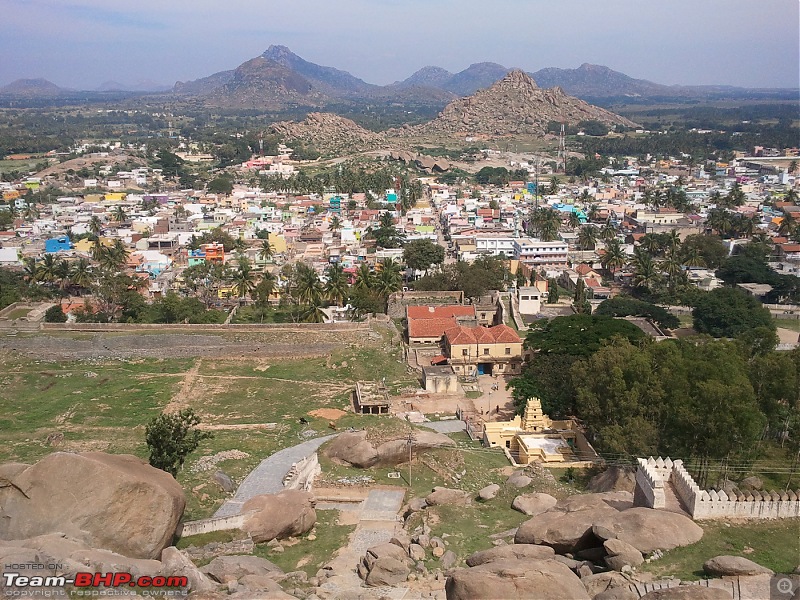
[45,236,73,253]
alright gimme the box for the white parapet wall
[282,452,321,491]
[177,512,253,537]
[636,456,800,520]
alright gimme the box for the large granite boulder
[478,484,500,501]
[603,538,644,571]
[511,492,557,516]
[242,490,316,543]
[592,507,703,554]
[426,487,472,507]
[581,571,633,597]
[514,492,632,554]
[201,555,283,584]
[0,453,185,559]
[359,542,413,587]
[640,587,733,599]
[703,555,774,577]
[159,546,217,592]
[323,429,455,468]
[465,544,555,566]
[588,467,636,493]
[445,558,590,600]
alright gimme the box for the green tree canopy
[692,287,774,338]
[145,409,213,477]
[403,238,445,272]
[595,297,680,329]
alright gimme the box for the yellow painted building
[482,398,598,467]
[444,324,523,376]
[104,192,126,202]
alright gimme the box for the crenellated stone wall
[282,452,321,492]
[635,456,800,520]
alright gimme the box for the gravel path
[417,419,466,434]
[213,433,338,518]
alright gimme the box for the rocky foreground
[1,452,795,599]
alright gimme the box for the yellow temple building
[482,398,598,467]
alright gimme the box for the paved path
[214,433,338,518]
[318,488,409,599]
[417,420,466,434]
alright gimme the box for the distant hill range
[3,47,796,107]
[0,78,65,96]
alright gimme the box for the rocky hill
[261,44,376,97]
[203,57,328,110]
[530,63,675,98]
[173,69,235,95]
[270,112,390,156]
[399,66,454,89]
[398,62,511,96]
[401,70,638,138]
[0,78,64,96]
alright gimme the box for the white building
[513,238,569,269]
[518,286,543,315]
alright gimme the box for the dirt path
[164,358,202,413]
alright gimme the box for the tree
[44,304,67,323]
[600,239,627,273]
[88,215,102,236]
[231,257,256,301]
[577,226,597,250]
[547,278,560,303]
[403,239,444,273]
[523,314,646,358]
[596,297,680,329]
[693,287,775,338]
[682,234,727,269]
[325,263,350,306]
[207,175,234,195]
[145,409,213,477]
[370,212,405,249]
[258,239,275,263]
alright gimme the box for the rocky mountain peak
[496,69,539,90]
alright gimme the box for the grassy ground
[639,519,800,579]
[774,318,800,333]
[253,510,356,577]
[0,322,416,521]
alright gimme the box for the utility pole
[407,432,414,489]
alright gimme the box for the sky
[1,0,798,90]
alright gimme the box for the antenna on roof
[557,123,567,173]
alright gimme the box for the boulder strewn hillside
[270,112,390,156]
[402,70,638,138]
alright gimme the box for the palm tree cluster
[527,208,562,241]
[706,208,761,239]
[23,255,93,296]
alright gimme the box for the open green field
[639,518,800,579]
[0,322,417,520]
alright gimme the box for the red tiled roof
[781,244,800,252]
[407,305,475,320]
[575,264,596,276]
[408,317,457,340]
[444,324,521,345]
[430,355,448,365]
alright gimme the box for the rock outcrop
[425,487,472,507]
[588,467,637,493]
[511,492,557,516]
[465,544,555,567]
[358,542,413,587]
[271,112,388,156]
[514,491,632,553]
[323,429,455,469]
[703,555,774,577]
[403,70,637,139]
[242,490,316,543]
[0,453,185,559]
[445,558,590,600]
[591,507,703,554]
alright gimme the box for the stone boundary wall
[636,456,800,519]
[177,511,254,537]
[41,321,368,332]
[282,452,321,492]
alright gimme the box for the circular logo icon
[776,577,794,595]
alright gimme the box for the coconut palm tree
[300,301,327,323]
[69,258,92,295]
[329,215,342,235]
[681,246,706,268]
[666,229,681,252]
[660,251,684,289]
[112,206,127,223]
[88,215,102,236]
[36,254,59,284]
[600,220,617,242]
[577,225,598,250]
[231,257,257,301]
[293,263,323,305]
[586,204,600,223]
[374,259,403,296]
[258,239,275,264]
[530,208,561,242]
[640,234,663,256]
[567,212,581,229]
[353,263,374,291]
[22,257,39,283]
[631,249,659,289]
[601,239,627,273]
[324,263,350,306]
[54,258,71,294]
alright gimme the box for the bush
[595,297,680,329]
[145,409,213,477]
[693,287,774,338]
[43,304,67,323]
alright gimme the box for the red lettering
[93,573,114,587]
[74,573,93,587]
[112,573,132,586]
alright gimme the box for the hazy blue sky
[1,0,798,89]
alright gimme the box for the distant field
[0,158,42,174]
[0,321,417,520]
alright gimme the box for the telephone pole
[407,432,414,489]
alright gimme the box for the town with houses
[0,16,799,600]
